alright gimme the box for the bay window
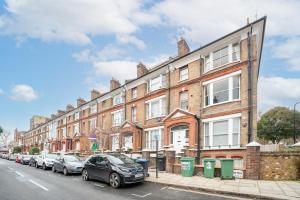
[146,96,166,119]
[204,72,240,106]
[203,115,241,149]
[112,109,124,127]
[145,128,164,150]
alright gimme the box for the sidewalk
[146,171,300,200]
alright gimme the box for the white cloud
[0,88,4,95]
[153,0,300,44]
[93,60,137,83]
[72,45,125,63]
[258,76,300,112]
[0,0,157,45]
[271,37,300,71]
[116,34,146,50]
[10,84,38,102]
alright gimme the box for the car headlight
[119,167,131,173]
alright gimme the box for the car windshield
[23,155,31,158]
[64,156,80,162]
[45,154,57,159]
[107,154,134,165]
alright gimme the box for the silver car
[52,155,83,175]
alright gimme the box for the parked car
[82,153,144,188]
[29,155,38,167]
[9,154,17,161]
[20,155,32,165]
[15,154,21,163]
[36,154,58,170]
[52,155,83,175]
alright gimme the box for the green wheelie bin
[203,158,216,178]
[220,158,234,179]
[180,157,195,177]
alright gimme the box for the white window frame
[132,87,137,99]
[89,118,97,130]
[149,75,163,92]
[113,93,124,106]
[145,127,164,150]
[203,43,240,73]
[112,109,124,127]
[90,104,97,114]
[131,107,137,122]
[179,65,188,81]
[74,112,80,120]
[111,133,120,151]
[203,113,241,149]
[145,95,166,119]
[73,123,79,134]
[180,91,189,110]
[123,135,133,150]
[203,71,241,107]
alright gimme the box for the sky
[0,0,300,135]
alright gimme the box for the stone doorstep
[145,178,297,200]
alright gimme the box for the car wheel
[52,166,56,172]
[82,169,89,181]
[109,172,121,188]
[42,163,46,170]
[63,167,68,176]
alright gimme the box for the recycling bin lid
[180,157,195,161]
[203,158,216,162]
[220,158,234,161]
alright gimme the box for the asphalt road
[0,159,245,200]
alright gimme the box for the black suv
[82,153,144,188]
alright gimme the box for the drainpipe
[167,64,171,114]
[196,115,201,165]
[247,25,253,143]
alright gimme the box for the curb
[145,179,288,200]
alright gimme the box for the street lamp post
[293,101,300,144]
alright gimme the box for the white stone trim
[144,126,164,131]
[202,70,241,85]
[202,113,241,123]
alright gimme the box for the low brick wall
[260,151,300,180]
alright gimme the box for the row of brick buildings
[14,17,266,168]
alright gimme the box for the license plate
[135,173,143,178]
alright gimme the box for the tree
[258,107,300,144]
[13,146,21,154]
[0,128,10,148]
[29,147,40,155]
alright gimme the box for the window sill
[146,115,166,121]
[201,146,245,150]
[178,78,189,83]
[204,99,241,108]
[203,60,241,75]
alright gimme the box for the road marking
[29,179,49,191]
[131,193,152,198]
[8,167,13,170]
[15,171,25,177]
[94,183,105,188]
[167,187,248,200]
[160,186,168,190]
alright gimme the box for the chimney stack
[177,37,190,57]
[66,104,74,111]
[110,78,121,91]
[57,110,65,116]
[91,89,101,100]
[137,62,148,77]
[77,97,86,107]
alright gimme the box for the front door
[172,130,186,153]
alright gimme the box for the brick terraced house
[15,17,266,170]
